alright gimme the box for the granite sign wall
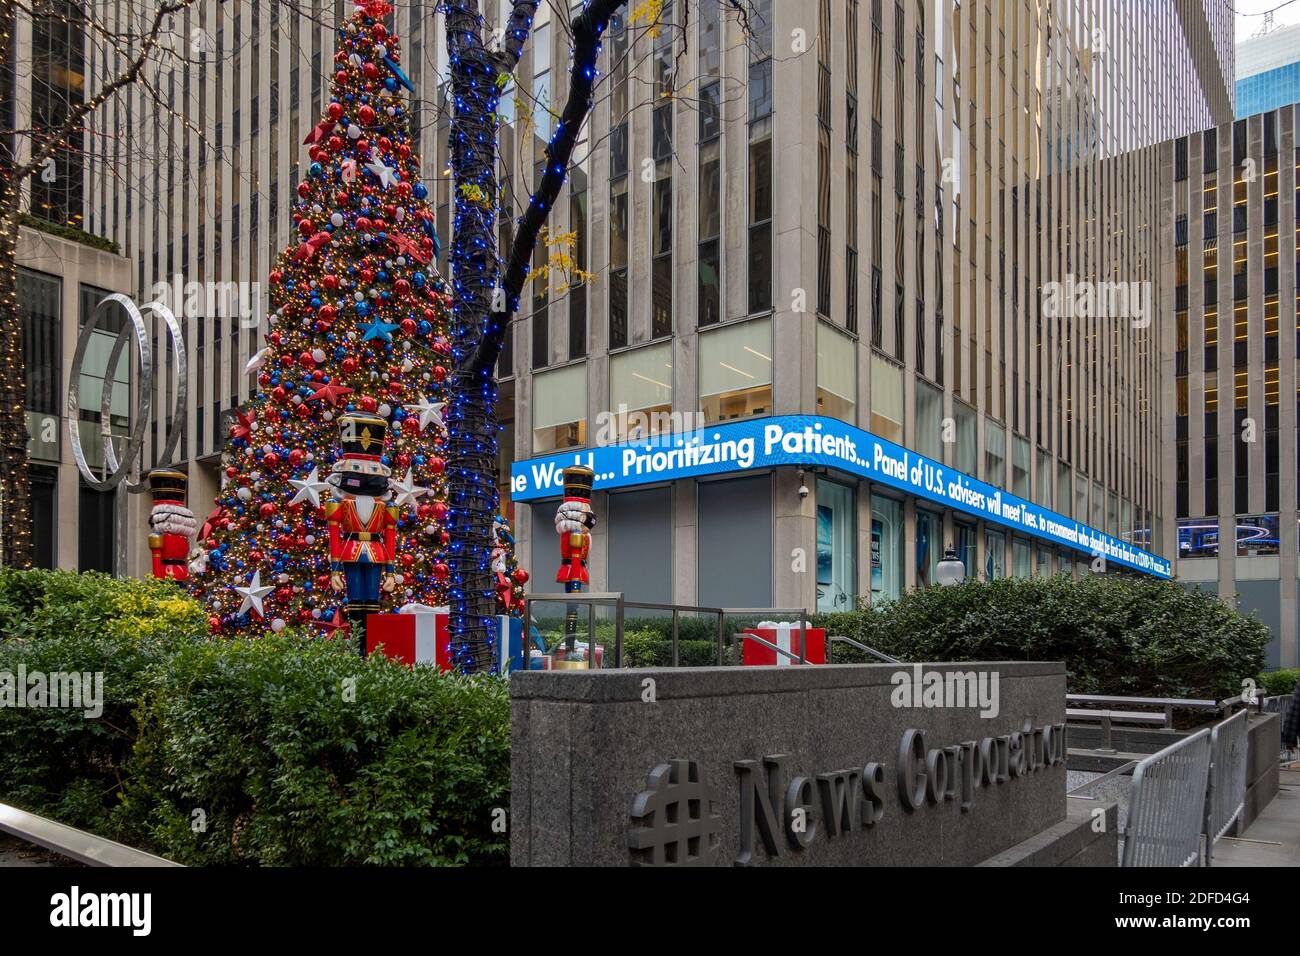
[511,662,1072,866]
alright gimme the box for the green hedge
[810,575,1269,700]
[0,570,509,866]
[1257,668,1300,699]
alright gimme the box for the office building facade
[509,0,1233,613]
[1161,104,1300,668]
[1235,23,1300,119]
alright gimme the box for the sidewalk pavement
[1215,768,1300,866]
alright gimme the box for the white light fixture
[936,545,966,587]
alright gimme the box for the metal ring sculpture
[65,294,188,493]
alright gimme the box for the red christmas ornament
[513,568,530,584]
[359,105,375,125]
[428,457,445,475]
[363,62,379,79]
[432,365,447,382]
[432,562,450,579]
[358,395,379,412]
[327,101,344,120]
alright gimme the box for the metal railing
[521,593,810,668]
[828,634,901,664]
[1203,708,1249,867]
[1121,727,1213,867]
[0,802,180,867]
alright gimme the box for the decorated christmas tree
[188,0,524,640]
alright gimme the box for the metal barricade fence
[1203,709,1248,866]
[1121,727,1212,867]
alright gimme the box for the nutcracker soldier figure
[324,412,400,655]
[146,469,196,581]
[554,465,596,668]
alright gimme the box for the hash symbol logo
[627,758,722,866]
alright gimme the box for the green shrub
[811,575,1269,700]
[622,630,722,667]
[119,635,510,866]
[0,569,509,866]
[1257,668,1300,699]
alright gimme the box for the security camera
[798,484,810,500]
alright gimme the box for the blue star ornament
[384,55,415,92]
[360,315,400,343]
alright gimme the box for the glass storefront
[985,528,1005,580]
[915,509,942,588]
[815,479,856,612]
[870,494,903,603]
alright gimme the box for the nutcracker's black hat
[562,465,595,501]
[147,469,188,505]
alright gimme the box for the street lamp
[936,545,966,587]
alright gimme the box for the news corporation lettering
[510,415,1171,578]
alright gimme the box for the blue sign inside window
[510,415,1172,578]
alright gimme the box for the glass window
[817,322,857,422]
[954,521,976,577]
[1057,461,1071,518]
[1236,514,1280,556]
[608,342,674,442]
[1177,518,1219,558]
[984,420,1005,488]
[870,354,903,442]
[1012,436,1030,497]
[700,317,773,422]
[984,528,1005,580]
[954,402,976,474]
[915,379,943,460]
[532,363,587,452]
[1013,537,1030,579]
[1091,480,1104,529]
[1037,449,1052,508]
[915,509,942,587]
[816,479,856,612]
[1036,545,1051,577]
[870,494,903,603]
[1075,474,1088,526]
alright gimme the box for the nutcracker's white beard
[491,548,507,574]
[150,503,196,537]
[554,502,593,536]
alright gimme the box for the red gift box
[741,622,825,665]
[367,606,450,669]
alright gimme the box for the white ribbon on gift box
[753,620,808,665]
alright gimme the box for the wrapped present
[741,621,825,666]
[370,608,535,674]
[495,615,526,673]
[529,649,553,671]
[367,605,450,669]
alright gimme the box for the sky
[1234,0,1300,42]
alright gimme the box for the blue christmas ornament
[310,162,323,177]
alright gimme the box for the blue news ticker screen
[510,414,1171,579]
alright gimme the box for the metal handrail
[0,803,181,867]
[828,635,901,664]
[735,633,802,663]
